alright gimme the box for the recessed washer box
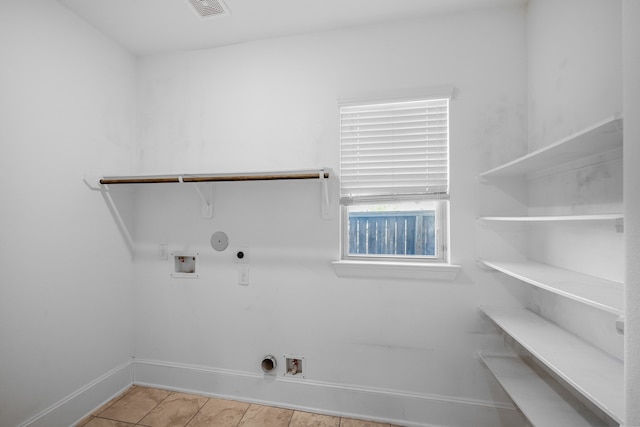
[171,252,199,279]
[283,355,305,378]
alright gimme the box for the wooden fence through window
[348,211,436,256]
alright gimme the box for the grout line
[238,401,251,426]
[284,407,294,427]
[182,396,210,427]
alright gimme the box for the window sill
[331,260,461,281]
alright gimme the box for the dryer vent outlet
[261,355,277,374]
[186,0,230,18]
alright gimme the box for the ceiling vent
[186,0,231,18]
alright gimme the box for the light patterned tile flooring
[77,385,400,427]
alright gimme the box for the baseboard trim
[20,358,523,427]
[133,358,523,427]
[20,359,133,427]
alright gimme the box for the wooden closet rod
[100,171,330,185]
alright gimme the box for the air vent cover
[186,0,230,18]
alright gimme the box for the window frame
[338,93,452,265]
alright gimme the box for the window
[339,97,450,263]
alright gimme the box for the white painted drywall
[525,0,624,361]
[0,1,137,425]
[623,0,640,424]
[527,0,623,152]
[131,6,528,426]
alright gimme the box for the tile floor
[77,385,401,427]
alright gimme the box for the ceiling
[57,0,527,56]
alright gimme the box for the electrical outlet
[159,243,168,260]
[239,267,249,285]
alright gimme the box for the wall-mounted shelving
[480,260,624,316]
[480,306,624,425]
[86,169,332,214]
[84,168,335,258]
[96,168,333,218]
[479,114,622,179]
[479,213,623,222]
[98,170,331,185]
[477,114,624,426]
[479,353,606,427]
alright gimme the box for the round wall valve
[261,355,277,373]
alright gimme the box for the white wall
[527,0,622,152]
[524,0,624,361]
[623,0,640,424]
[131,6,528,426]
[0,1,137,425]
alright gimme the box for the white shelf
[480,306,624,424]
[481,260,624,316]
[479,213,623,222]
[479,114,622,178]
[480,353,606,427]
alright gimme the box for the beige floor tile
[238,403,294,427]
[82,417,136,427]
[97,386,171,424]
[84,386,403,427]
[186,397,250,427]
[138,392,209,427]
[340,418,390,427]
[91,386,137,416]
[289,410,340,427]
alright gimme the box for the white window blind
[340,98,449,204]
